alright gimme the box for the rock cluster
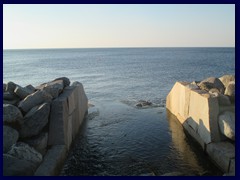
[3,77,85,176]
[188,75,235,141]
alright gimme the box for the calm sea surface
[3,48,235,175]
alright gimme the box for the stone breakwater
[166,75,235,176]
[3,77,88,176]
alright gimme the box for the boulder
[42,80,64,98]
[14,85,32,99]
[8,142,43,164]
[3,99,20,106]
[3,104,23,126]
[3,92,17,100]
[198,77,225,94]
[219,75,235,88]
[3,83,6,92]
[3,126,19,153]
[18,90,52,113]
[19,103,50,138]
[24,132,48,155]
[218,111,235,141]
[53,77,70,87]
[3,154,37,176]
[209,92,231,106]
[6,81,17,94]
[224,81,235,102]
[24,84,36,93]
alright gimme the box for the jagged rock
[53,77,70,87]
[6,81,17,94]
[224,81,235,102]
[43,80,64,98]
[14,86,32,100]
[218,111,235,141]
[24,84,36,93]
[219,75,235,88]
[19,103,50,138]
[186,83,199,90]
[8,142,42,164]
[24,132,48,155]
[3,126,19,153]
[18,90,52,113]
[198,77,225,94]
[3,104,23,126]
[3,154,37,176]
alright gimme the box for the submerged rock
[135,100,152,107]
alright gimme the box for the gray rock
[19,103,50,138]
[3,154,37,176]
[218,111,235,141]
[198,77,225,94]
[224,81,235,102]
[209,92,231,106]
[43,80,64,98]
[3,99,20,106]
[3,91,18,100]
[53,77,70,87]
[186,83,199,90]
[24,84,36,93]
[71,81,82,87]
[6,81,17,94]
[3,83,6,92]
[219,75,235,88]
[24,132,48,155]
[8,142,42,165]
[135,100,152,107]
[3,104,23,125]
[18,90,52,113]
[14,85,32,99]
[3,126,19,153]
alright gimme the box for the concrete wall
[166,82,235,174]
[35,83,88,176]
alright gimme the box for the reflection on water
[60,101,222,176]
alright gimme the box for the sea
[3,48,235,176]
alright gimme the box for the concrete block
[34,145,67,176]
[206,142,235,173]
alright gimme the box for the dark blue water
[3,48,235,175]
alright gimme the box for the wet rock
[19,103,50,138]
[219,75,235,88]
[8,142,43,164]
[218,111,235,141]
[6,81,17,94]
[224,81,235,102]
[3,126,19,153]
[14,85,32,99]
[3,104,23,126]
[43,80,64,98]
[3,154,37,176]
[24,132,48,155]
[135,100,152,107]
[18,90,52,113]
[198,77,225,94]
[53,77,70,87]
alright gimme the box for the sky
[3,4,235,49]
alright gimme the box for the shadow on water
[166,110,223,176]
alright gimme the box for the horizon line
[3,46,235,50]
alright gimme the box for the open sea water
[3,48,235,176]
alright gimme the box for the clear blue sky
[3,4,235,49]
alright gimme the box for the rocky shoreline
[166,75,235,176]
[3,77,88,176]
